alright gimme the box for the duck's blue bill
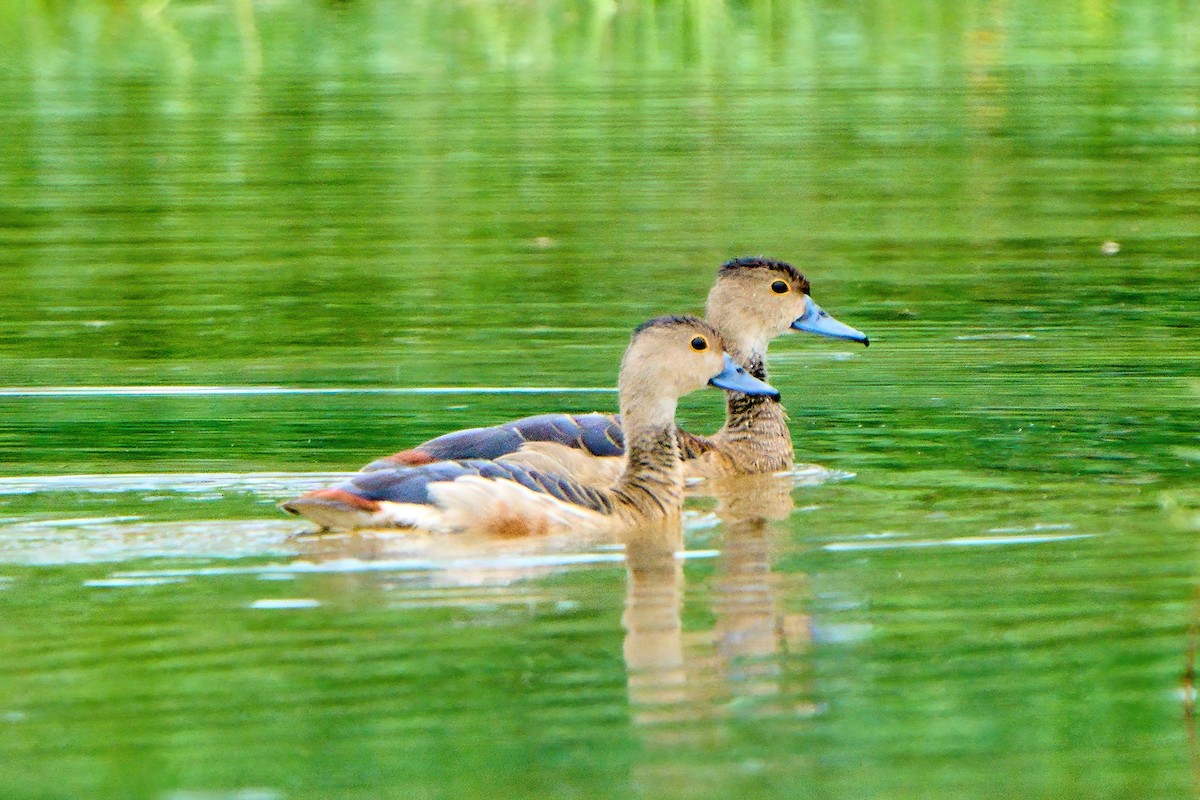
[708,354,781,400]
[791,296,870,346]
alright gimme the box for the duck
[281,316,779,534]
[360,257,868,481]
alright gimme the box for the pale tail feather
[284,490,454,533]
[281,497,394,532]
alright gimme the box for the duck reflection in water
[621,474,818,741]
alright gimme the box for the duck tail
[280,488,383,532]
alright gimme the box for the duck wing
[360,413,627,471]
[281,458,617,532]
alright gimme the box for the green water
[2,1,1199,798]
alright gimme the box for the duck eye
[690,336,708,352]
[771,280,788,294]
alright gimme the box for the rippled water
[2,1,1199,798]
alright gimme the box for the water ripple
[0,472,351,496]
[823,532,1096,551]
[0,385,617,398]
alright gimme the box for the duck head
[619,316,780,421]
[704,256,869,360]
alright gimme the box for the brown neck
[715,351,794,473]
[613,422,684,518]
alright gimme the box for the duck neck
[716,345,794,473]
[613,395,684,518]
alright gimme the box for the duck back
[361,413,625,471]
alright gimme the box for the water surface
[1,2,1198,798]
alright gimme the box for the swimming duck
[360,257,868,481]
[282,316,779,534]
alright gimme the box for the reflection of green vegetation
[0,7,1197,800]
[1,0,1197,476]
[0,563,639,800]
[4,0,1200,78]
[1,479,1197,800]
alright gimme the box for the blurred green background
[0,2,1198,799]
[1,0,1196,474]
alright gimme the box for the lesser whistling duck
[282,316,779,534]
[361,257,868,482]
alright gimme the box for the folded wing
[360,413,627,471]
[282,457,618,533]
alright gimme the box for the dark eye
[690,336,708,351]
[771,280,788,294]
